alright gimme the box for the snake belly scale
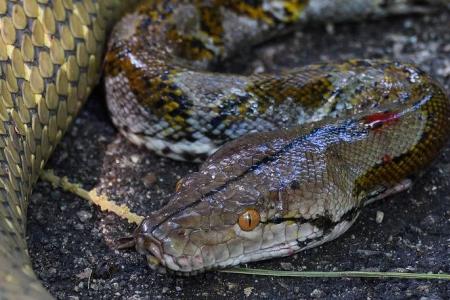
[0,0,449,299]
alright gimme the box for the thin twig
[40,169,144,225]
[220,268,450,280]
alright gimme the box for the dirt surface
[27,10,450,300]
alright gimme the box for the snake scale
[0,0,449,299]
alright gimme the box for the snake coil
[0,1,449,299]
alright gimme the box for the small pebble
[130,154,140,164]
[77,210,92,222]
[376,210,384,224]
[76,268,92,280]
[142,173,158,187]
[243,287,254,297]
[325,22,335,35]
[416,285,430,293]
[403,19,413,29]
[310,288,325,298]
[280,262,293,270]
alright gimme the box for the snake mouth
[133,220,168,273]
[134,233,204,275]
[132,221,210,275]
[135,233,168,273]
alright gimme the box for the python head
[132,126,371,274]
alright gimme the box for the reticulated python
[0,0,449,299]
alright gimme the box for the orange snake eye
[238,208,260,231]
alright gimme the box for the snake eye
[238,208,260,231]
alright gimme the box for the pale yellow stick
[40,169,144,225]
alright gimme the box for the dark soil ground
[27,10,450,300]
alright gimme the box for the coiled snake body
[0,0,449,299]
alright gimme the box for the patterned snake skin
[0,0,449,299]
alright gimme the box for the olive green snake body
[0,0,449,299]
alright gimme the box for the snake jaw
[134,220,166,272]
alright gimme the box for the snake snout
[134,219,166,272]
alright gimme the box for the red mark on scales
[362,111,399,130]
[382,154,392,163]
